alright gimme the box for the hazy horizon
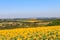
[0,0,60,18]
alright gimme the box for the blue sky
[0,0,60,18]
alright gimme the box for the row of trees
[47,19,60,26]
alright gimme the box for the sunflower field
[0,26,60,40]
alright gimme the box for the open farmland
[0,26,60,40]
[0,18,60,40]
[0,19,51,29]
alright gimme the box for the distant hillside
[0,18,60,29]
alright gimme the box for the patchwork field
[0,26,60,40]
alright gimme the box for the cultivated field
[0,26,60,40]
